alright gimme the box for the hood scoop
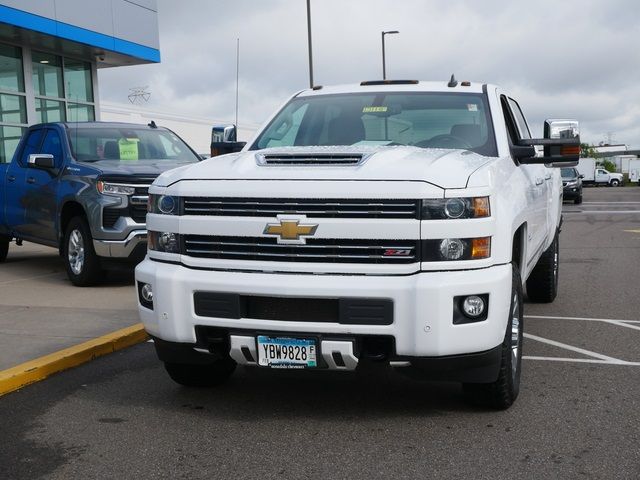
[255,152,367,166]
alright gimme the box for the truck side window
[18,129,45,166]
[500,96,519,145]
[41,129,63,165]
[507,98,532,140]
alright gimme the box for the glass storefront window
[32,51,64,98]
[67,102,95,122]
[0,93,26,124]
[36,98,66,123]
[0,44,24,92]
[64,60,93,102]
[0,125,24,163]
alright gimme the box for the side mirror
[28,153,56,169]
[579,174,584,179]
[516,119,580,167]
[210,124,246,157]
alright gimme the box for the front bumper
[136,259,512,361]
[562,185,581,199]
[93,229,147,259]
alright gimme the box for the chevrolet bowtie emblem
[264,217,318,244]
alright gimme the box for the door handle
[544,174,552,180]
[7,175,15,182]
[27,177,36,184]
[535,178,544,186]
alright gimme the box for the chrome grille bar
[182,198,419,219]
[182,236,419,264]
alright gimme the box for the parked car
[561,167,583,204]
[0,121,201,286]
[629,159,640,186]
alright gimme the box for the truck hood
[84,159,198,177]
[155,146,493,189]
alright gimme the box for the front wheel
[526,233,559,303]
[164,357,236,387]
[463,265,523,410]
[63,216,104,286]
[574,195,583,205]
[610,179,620,187]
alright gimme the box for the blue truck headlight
[97,181,135,195]
[148,231,180,253]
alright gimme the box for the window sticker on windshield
[118,138,139,160]
[467,104,478,112]
[363,106,388,113]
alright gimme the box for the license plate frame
[256,335,318,369]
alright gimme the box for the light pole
[381,30,399,80]
[307,0,314,87]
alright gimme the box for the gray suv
[561,167,583,204]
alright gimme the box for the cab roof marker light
[360,80,419,86]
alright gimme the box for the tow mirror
[516,119,580,167]
[28,153,56,169]
[210,124,246,157]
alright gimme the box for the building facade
[0,0,159,163]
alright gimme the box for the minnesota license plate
[256,336,317,369]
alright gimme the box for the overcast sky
[98,0,640,148]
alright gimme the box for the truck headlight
[148,231,180,253]
[421,197,490,219]
[422,237,491,261]
[148,194,180,215]
[97,181,135,195]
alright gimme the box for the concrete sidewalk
[0,242,145,391]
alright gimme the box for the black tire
[63,216,104,287]
[463,265,523,410]
[164,357,236,387]
[526,233,559,303]
[574,195,582,205]
[0,238,8,262]
[610,179,620,187]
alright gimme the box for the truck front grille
[182,198,419,219]
[182,236,419,264]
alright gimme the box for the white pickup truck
[136,79,579,409]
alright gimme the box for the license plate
[256,336,317,369]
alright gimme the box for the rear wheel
[0,238,8,262]
[164,357,236,387]
[63,216,104,286]
[526,233,559,303]
[463,265,523,410]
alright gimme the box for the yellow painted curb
[0,323,148,397]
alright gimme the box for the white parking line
[564,210,640,214]
[523,333,625,362]
[523,356,640,366]
[525,314,640,324]
[583,201,640,204]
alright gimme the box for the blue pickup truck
[0,121,200,286]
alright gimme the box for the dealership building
[0,0,160,163]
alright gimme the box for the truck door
[5,128,45,236]
[502,96,549,261]
[22,128,64,242]
[595,168,609,184]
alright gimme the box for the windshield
[561,167,577,179]
[68,126,199,162]
[251,92,497,156]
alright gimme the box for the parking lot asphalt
[0,186,639,479]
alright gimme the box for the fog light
[138,282,154,310]
[462,295,485,318]
[141,283,153,302]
